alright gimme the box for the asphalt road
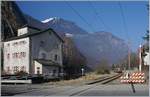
[1,83,149,96]
[2,72,149,96]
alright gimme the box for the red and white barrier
[120,72,145,84]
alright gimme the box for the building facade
[143,52,150,65]
[3,25,63,78]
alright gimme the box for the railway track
[101,73,123,84]
[70,73,123,96]
[86,73,123,85]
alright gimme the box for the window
[55,44,59,49]
[19,41,22,45]
[16,53,19,58]
[7,43,10,46]
[16,66,19,72]
[16,42,18,45]
[13,42,18,46]
[7,66,10,72]
[20,52,23,58]
[12,53,15,58]
[7,53,10,59]
[19,41,26,45]
[13,67,16,72]
[13,66,18,73]
[13,53,17,58]
[21,52,26,57]
[18,52,21,58]
[53,70,56,76]
[54,55,58,61]
[12,52,26,58]
[41,53,46,59]
[22,52,26,57]
[37,67,40,74]
[40,41,45,47]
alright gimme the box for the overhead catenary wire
[118,2,129,38]
[65,1,96,32]
[88,0,112,31]
[118,1,131,70]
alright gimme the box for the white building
[3,25,63,78]
[144,52,150,65]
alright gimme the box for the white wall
[18,27,28,36]
[18,27,40,36]
[144,52,150,65]
[4,38,30,74]
[34,61,42,74]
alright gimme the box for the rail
[86,73,123,85]
[70,73,123,96]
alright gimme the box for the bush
[104,69,110,74]
[96,69,104,74]
[96,68,110,74]
[15,71,28,76]
[95,59,111,74]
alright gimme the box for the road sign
[81,68,84,76]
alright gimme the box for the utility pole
[139,45,142,72]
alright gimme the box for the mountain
[2,1,128,70]
[24,14,49,30]
[1,1,27,40]
[1,1,49,40]
[42,17,128,69]
[42,17,88,35]
[72,32,128,69]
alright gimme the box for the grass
[47,72,114,86]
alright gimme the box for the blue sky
[16,1,148,51]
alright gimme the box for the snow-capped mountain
[65,33,74,37]
[23,15,129,69]
[3,2,128,70]
[42,17,88,35]
[42,17,128,69]
[42,17,60,23]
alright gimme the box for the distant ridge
[42,17,128,69]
